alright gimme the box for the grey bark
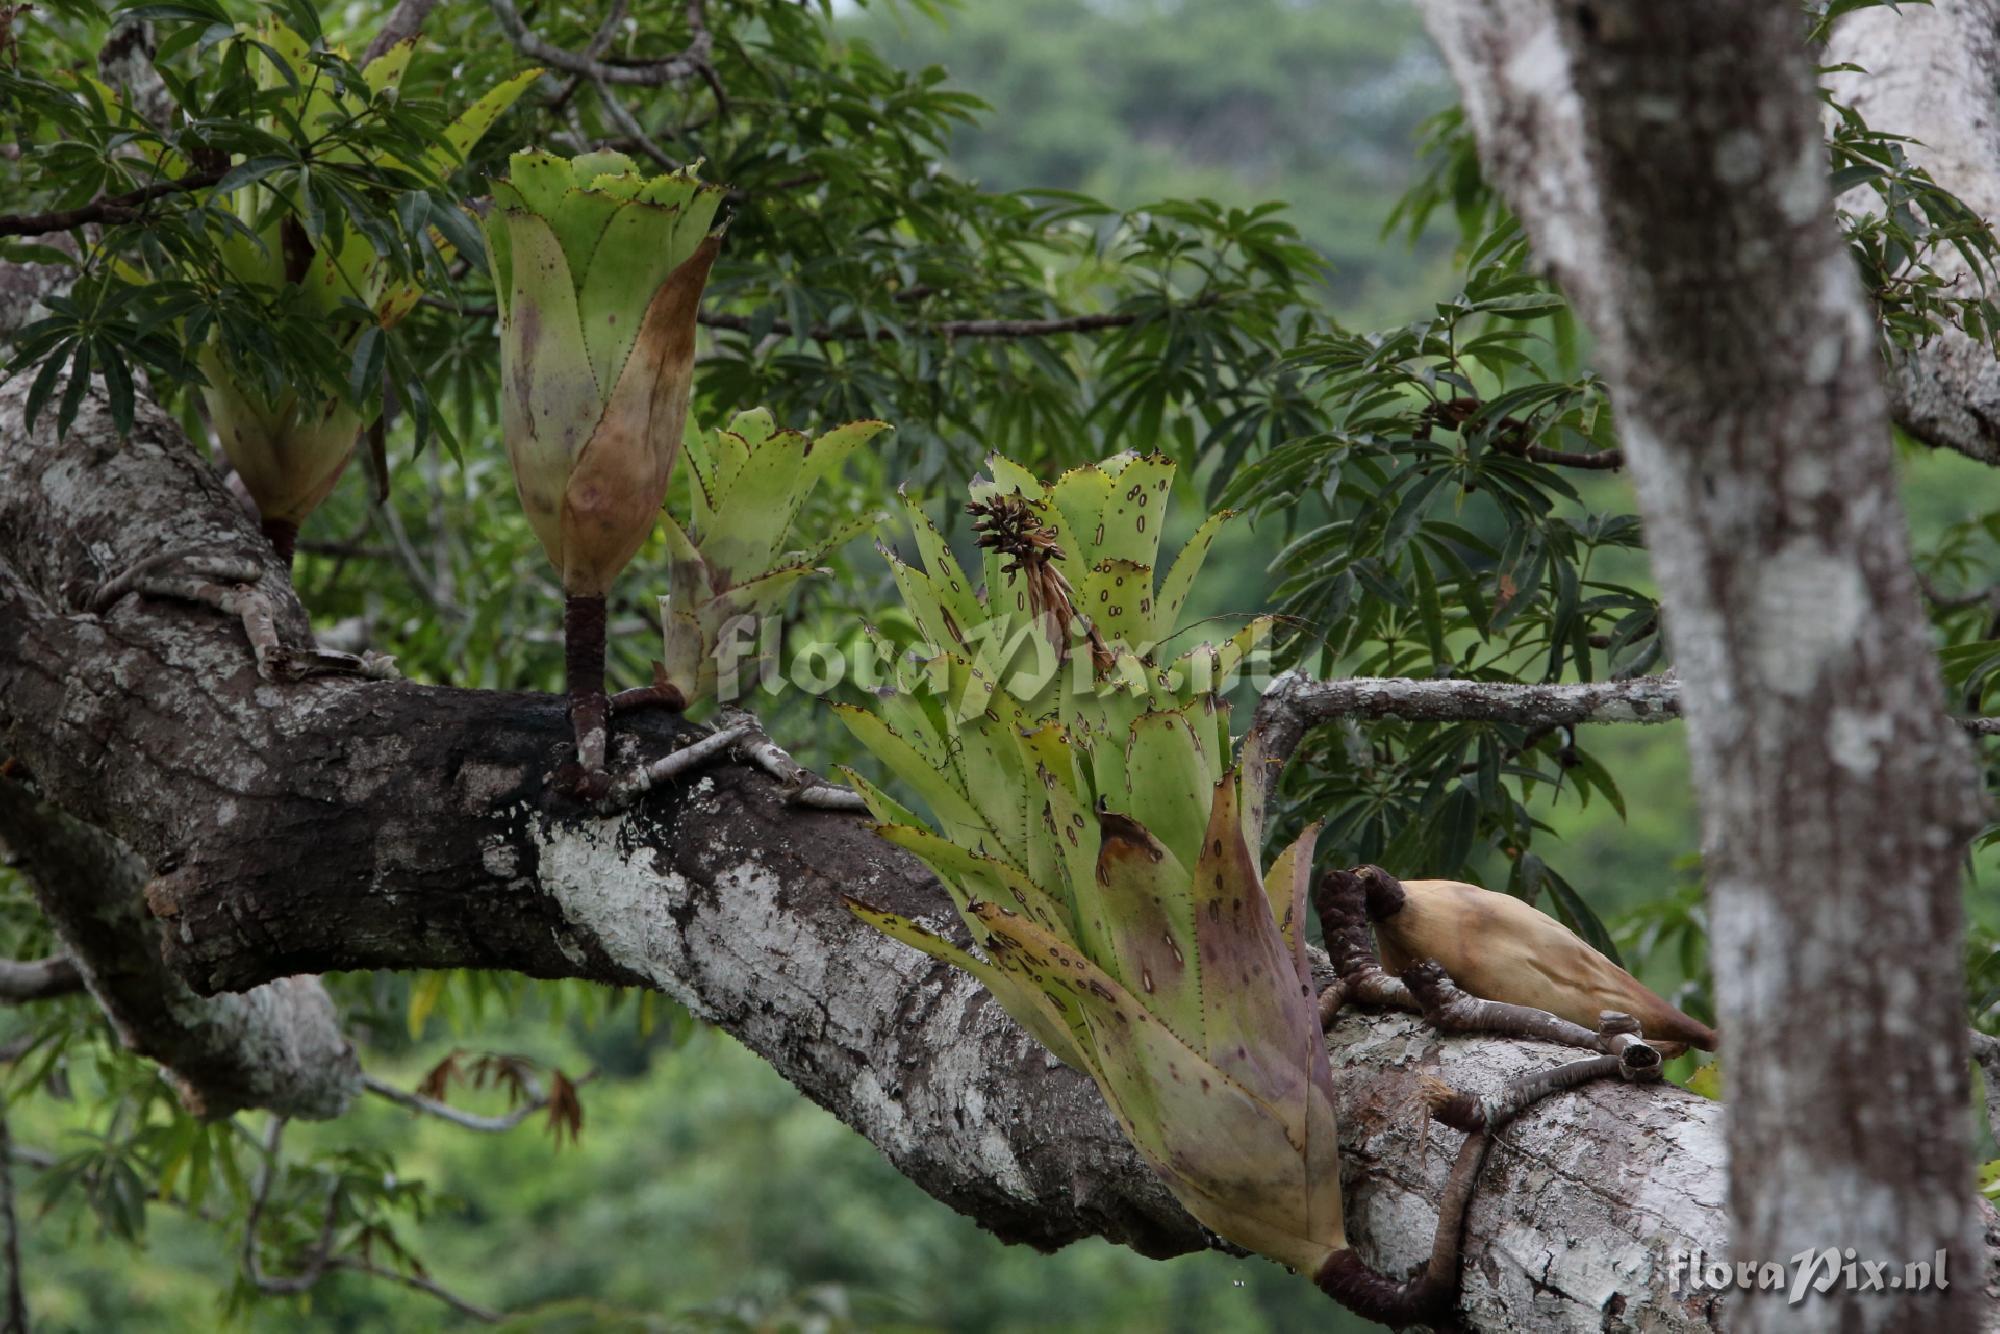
[1417,2,1989,1330]
[1826,0,2000,467]
[0,785,356,1120]
[0,372,1788,1328]
[0,953,80,1003]
[1250,669,1682,770]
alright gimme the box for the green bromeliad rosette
[482,148,725,794]
[659,408,892,711]
[197,20,539,560]
[839,454,1376,1285]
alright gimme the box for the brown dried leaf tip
[468,1052,539,1107]
[543,1070,584,1149]
[416,1049,465,1103]
[966,492,1114,673]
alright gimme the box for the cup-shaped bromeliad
[482,149,724,789]
[203,20,537,561]
[659,408,890,710]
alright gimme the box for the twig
[328,1256,502,1324]
[609,722,752,803]
[715,708,868,811]
[1249,669,1684,775]
[0,1114,25,1334]
[591,77,680,170]
[361,0,442,65]
[1916,571,2000,613]
[489,0,710,86]
[0,167,226,239]
[243,1119,341,1296]
[1423,394,1626,470]
[3,1143,52,1174]
[14,1128,501,1323]
[697,307,1148,342]
[0,954,82,1003]
[360,1069,596,1133]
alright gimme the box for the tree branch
[0,374,1783,1328]
[0,782,357,1120]
[361,1068,597,1133]
[0,954,82,1003]
[488,0,710,87]
[361,0,442,65]
[0,167,226,240]
[242,1119,340,1296]
[1249,669,1684,771]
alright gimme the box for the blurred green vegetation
[847,0,1456,324]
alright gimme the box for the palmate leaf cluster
[0,0,498,448]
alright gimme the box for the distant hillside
[841,0,1455,321]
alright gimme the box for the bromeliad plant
[836,453,1665,1324]
[482,148,724,795]
[837,454,1372,1288]
[194,20,538,561]
[660,408,892,710]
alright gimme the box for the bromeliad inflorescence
[837,452,1671,1325]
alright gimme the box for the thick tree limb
[0,785,356,1120]
[1418,3,1989,1330]
[1825,0,2000,467]
[0,377,1781,1328]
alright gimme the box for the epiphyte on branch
[193,21,537,563]
[659,409,891,711]
[482,148,723,796]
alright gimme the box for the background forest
[3,0,1996,1330]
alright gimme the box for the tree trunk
[1825,0,2000,467]
[1416,2,1989,1329]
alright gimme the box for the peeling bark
[0,374,1800,1327]
[1418,3,1988,1329]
